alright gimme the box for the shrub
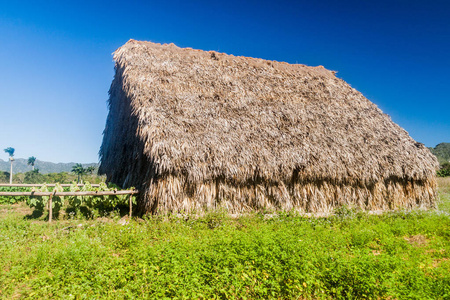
[437,163,450,177]
[0,186,32,204]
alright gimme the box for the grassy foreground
[0,179,449,299]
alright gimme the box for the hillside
[0,158,97,174]
[430,143,450,165]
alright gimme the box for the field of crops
[0,178,449,299]
[0,183,136,220]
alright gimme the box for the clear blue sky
[0,0,449,163]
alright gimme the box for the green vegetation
[3,147,15,158]
[0,182,134,219]
[0,170,105,184]
[430,143,450,177]
[430,143,450,165]
[0,171,9,183]
[0,180,448,299]
[27,182,136,219]
[71,163,96,183]
[0,158,98,175]
[5,163,102,185]
[437,177,450,213]
[437,163,450,177]
[27,156,37,171]
[0,186,33,204]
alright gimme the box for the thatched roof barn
[99,40,439,214]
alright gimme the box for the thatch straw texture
[99,40,439,214]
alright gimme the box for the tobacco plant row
[0,183,136,218]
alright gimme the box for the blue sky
[0,0,449,163]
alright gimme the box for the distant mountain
[429,143,450,165]
[0,158,98,174]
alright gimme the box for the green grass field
[0,179,449,299]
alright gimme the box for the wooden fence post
[48,193,53,223]
[129,194,133,219]
[0,189,139,224]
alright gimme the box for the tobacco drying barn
[99,40,438,214]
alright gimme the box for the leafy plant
[63,182,136,218]
[1,194,450,299]
[437,163,450,177]
[27,183,64,214]
[0,186,32,204]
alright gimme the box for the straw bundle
[99,40,439,214]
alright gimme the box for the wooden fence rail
[0,184,101,187]
[0,191,138,197]
[0,190,138,223]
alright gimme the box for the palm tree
[86,166,96,174]
[27,156,37,171]
[71,163,86,184]
[4,147,15,184]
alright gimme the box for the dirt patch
[433,258,449,268]
[372,250,382,256]
[10,282,32,299]
[404,235,428,247]
[0,203,33,217]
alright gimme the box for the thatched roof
[101,39,437,182]
[99,40,438,213]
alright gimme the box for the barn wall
[139,175,437,214]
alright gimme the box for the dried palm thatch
[99,40,439,214]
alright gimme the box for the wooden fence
[0,185,138,222]
[0,184,101,187]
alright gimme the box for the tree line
[2,147,104,184]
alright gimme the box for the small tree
[4,147,15,184]
[0,171,9,183]
[86,166,96,174]
[437,162,450,177]
[24,169,44,184]
[28,156,37,171]
[71,163,86,184]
